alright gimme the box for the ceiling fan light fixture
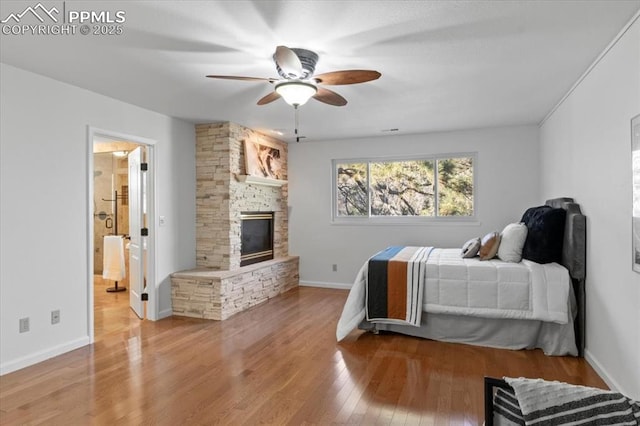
[275,81,317,106]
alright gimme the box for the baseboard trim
[584,348,627,395]
[0,336,90,376]
[157,308,172,320]
[299,280,351,290]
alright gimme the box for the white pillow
[497,222,528,263]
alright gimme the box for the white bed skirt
[358,311,578,356]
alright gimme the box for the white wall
[288,126,540,286]
[0,64,196,374]
[539,17,640,398]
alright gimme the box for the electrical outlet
[19,317,29,333]
[332,264,338,272]
[51,310,60,325]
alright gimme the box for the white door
[128,147,145,319]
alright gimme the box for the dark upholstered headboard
[545,197,586,356]
[545,198,586,281]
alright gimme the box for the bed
[336,198,586,357]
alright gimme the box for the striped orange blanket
[366,246,432,327]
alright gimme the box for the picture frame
[632,114,640,273]
[243,139,284,180]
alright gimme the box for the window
[333,154,475,221]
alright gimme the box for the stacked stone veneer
[172,122,298,321]
[171,257,299,320]
[195,122,288,270]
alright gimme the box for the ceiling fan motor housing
[208,45,379,110]
[275,48,319,79]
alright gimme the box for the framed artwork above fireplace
[244,139,284,180]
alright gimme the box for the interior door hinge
[141,163,148,171]
[141,228,149,236]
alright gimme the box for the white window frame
[331,152,478,225]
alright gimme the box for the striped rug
[502,377,640,425]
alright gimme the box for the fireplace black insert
[240,212,274,266]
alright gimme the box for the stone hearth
[171,257,299,320]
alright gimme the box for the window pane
[370,160,435,216]
[437,157,474,216]
[336,162,368,216]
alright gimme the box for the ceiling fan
[206,46,381,108]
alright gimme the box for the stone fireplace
[193,122,288,271]
[171,122,299,321]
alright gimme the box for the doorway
[88,128,156,342]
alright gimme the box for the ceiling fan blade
[257,91,282,105]
[313,87,347,106]
[313,70,381,85]
[206,75,276,82]
[274,45,303,78]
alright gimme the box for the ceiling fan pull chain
[295,105,300,142]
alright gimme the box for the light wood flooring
[0,283,606,425]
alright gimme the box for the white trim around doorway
[86,126,158,344]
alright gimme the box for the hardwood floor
[0,284,606,425]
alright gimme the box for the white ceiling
[1,1,638,142]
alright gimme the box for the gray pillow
[461,237,481,258]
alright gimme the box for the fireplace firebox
[240,212,274,266]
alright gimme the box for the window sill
[330,218,481,227]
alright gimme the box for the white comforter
[336,248,572,341]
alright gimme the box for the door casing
[87,126,157,343]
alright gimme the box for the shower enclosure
[93,152,130,275]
